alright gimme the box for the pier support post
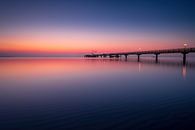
[116,55,119,58]
[103,55,107,58]
[137,54,141,62]
[155,54,159,63]
[124,54,128,61]
[183,53,186,65]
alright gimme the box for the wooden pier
[84,48,195,65]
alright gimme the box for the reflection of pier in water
[84,47,195,65]
[182,65,187,78]
[136,60,190,79]
[84,58,195,78]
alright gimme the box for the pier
[84,48,195,65]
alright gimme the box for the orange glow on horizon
[0,29,189,55]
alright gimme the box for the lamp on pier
[184,43,188,48]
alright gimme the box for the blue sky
[0,0,194,56]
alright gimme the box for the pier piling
[183,53,186,65]
[137,54,141,62]
[155,54,159,63]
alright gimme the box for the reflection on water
[0,57,195,130]
[138,62,142,72]
[182,65,187,78]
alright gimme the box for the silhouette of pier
[84,48,195,65]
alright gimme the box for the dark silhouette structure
[84,48,195,65]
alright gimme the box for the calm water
[0,57,195,130]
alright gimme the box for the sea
[0,56,195,130]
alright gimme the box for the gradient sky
[0,0,195,56]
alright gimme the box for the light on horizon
[184,43,188,48]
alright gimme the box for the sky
[0,0,195,56]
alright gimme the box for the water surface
[0,57,195,130]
